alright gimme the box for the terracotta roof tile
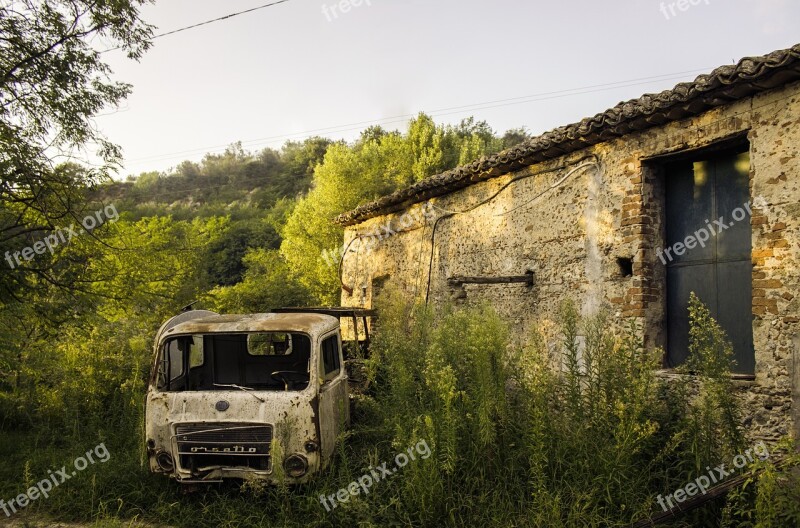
[337,44,800,226]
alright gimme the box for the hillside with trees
[1,1,798,527]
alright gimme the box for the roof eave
[335,44,800,227]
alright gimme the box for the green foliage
[648,293,749,526]
[0,215,225,433]
[361,296,786,527]
[0,0,151,173]
[0,0,152,300]
[94,138,333,295]
[682,292,746,458]
[723,438,800,528]
[280,114,519,303]
[206,249,312,313]
[109,139,331,215]
[0,292,796,527]
[204,219,282,287]
[512,302,665,525]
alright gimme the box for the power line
[124,67,714,169]
[116,90,799,200]
[150,0,292,41]
[103,0,293,52]
[100,1,716,171]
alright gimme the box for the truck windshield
[157,332,311,392]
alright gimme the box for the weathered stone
[340,77,800,442]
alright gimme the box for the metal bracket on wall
[447,271,534,290]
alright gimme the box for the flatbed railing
[272,307,377,356]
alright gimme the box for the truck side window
[321,335,341,381]
[159,336,199,390]
[188,336,204,368]
[167,340,184,387]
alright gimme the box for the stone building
[336,44,800,441]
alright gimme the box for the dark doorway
[664,148,754,375]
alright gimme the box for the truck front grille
[174,423,272,471]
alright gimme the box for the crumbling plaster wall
[341,80,800,440]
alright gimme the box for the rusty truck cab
[145,311,349,485]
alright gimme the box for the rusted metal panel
[166,313,339,336]
[447,272,534,287]
[145,310,349,486]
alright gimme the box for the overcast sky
[95,0,800,178]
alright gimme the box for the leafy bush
[363,294,790,527]
[0,293,796,527]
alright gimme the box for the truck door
[318,332,347,462]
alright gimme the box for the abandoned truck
[145,308,373,485]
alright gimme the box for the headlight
[283,454,308,478]
[156,451,175,472]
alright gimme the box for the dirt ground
[0,516,167,528]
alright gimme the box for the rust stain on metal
[145,310,350,486]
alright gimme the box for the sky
[94,0,800,178]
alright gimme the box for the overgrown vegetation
[1,294,796,527]
[279,116,528,303]
[4,2,797,526]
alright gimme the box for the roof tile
[337,44,800,226]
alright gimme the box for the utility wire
[151,0,292,40]
[103,0,293,52]
[124,68,714,168]
[105,2,717,169]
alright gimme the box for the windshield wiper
[212,383,266,403]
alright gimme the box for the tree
[204,219,282,287]
[280,132,415,303]
[0,214,227,430]
[499,127,531,149]
[280,114,512,303]
[207,249,312,314]
[0,0,153,301]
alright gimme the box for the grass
[0,295,797,527]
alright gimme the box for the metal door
[665,150,754,375]
[318,333,347,463]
